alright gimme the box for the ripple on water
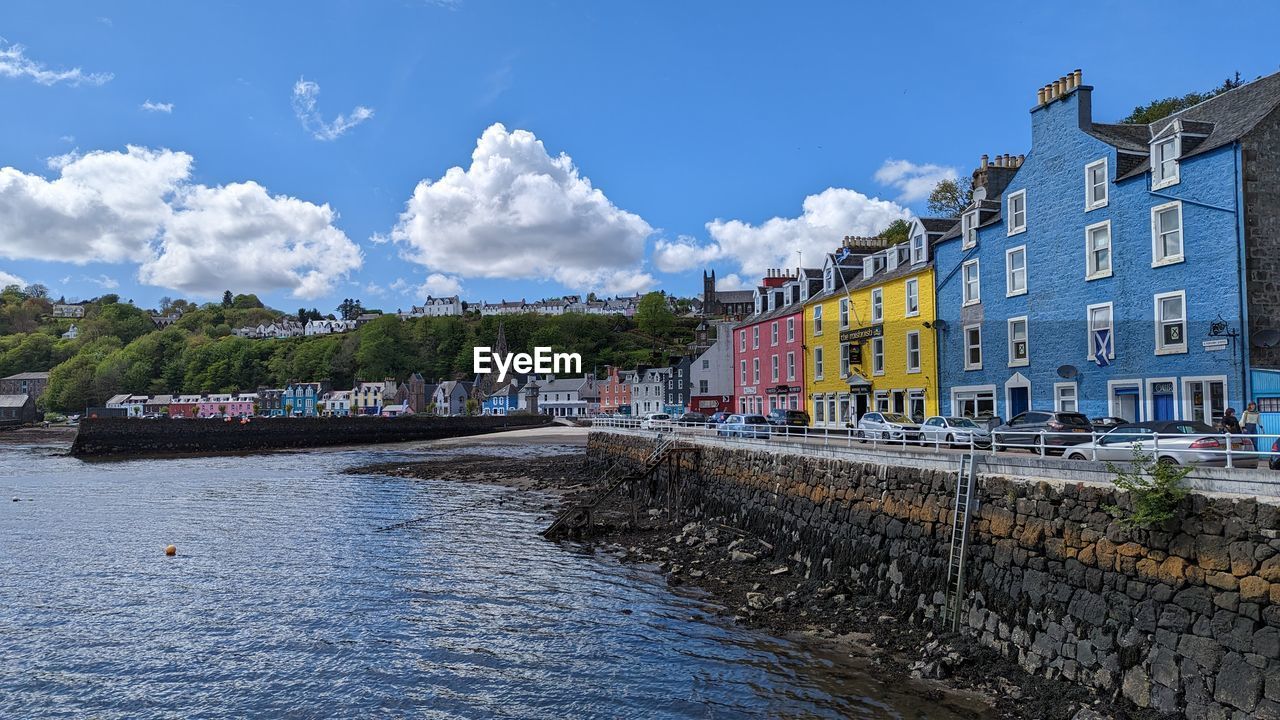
[0,442,973,719]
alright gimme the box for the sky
[1,1,1278,314]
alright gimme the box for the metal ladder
[944,453,978,631]
[541,433,678,538]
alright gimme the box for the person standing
[1242,402,1261,436]
[1221,407,1242,435]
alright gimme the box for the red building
[733,269,818,415]
[599,366,634,414]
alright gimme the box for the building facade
[630,368,669,416]
[598,366,634,414]
[0,372,49,401]
[733,269,814,415]
[688,321,735,414]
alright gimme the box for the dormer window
[1152,136,1180,189]
[962,210,979,249]
[824,266,835,292]
[886,247,899,271]
[895,245,910,267]
[910,232,927,265]
[863,256,876,278]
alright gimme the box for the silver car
[856,412,922,443]
[717,414,772,439]
[1062,421,1258,468]
[920,416,991,447]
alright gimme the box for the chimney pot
[981,154,989,169]
[1052,79,1061,97]
[1036,87,1045,104]
[1074,69,1082,87]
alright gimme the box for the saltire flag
[1093,328,1112,367]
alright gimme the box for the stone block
[1214,652,1262,713]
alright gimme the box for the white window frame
[962,210,979,249]
[740,360,747,384]
[771,354,780,382]
[905,331,921,374]
[1054,382,1079,413]
[1086,301,1114,361]
[839,297,850,328]
[786,317,795,342]
[904,278,920,317]
[752,326,759,349]
[910,232,927,265]
[812,305,823,335]
[1085,158,1108,211]
[771,321,779,346]
[963,324,982,371]
[1007,316,1029,368]
[870,289,882,323]
[962,259,981,306]
[1006,190,1027,236]
[1005,245,1027,297]
[1152,136,1180,189]
[740,330,746,353]
[786,351,795,381]
[1151,200,1184,267]
[1085,219,1112,281]
[813,346,824,381]
[871,336,884,376]
[752,357,759,383]
[1154,290,1188,355]
[839,342,850,378]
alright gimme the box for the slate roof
[2,372,49,381]
[920,217,960,234]
[714,290,756,304]
[0,394,32,408]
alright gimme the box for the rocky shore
[353,446,1168,720]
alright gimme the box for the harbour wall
[588,431,1280,718]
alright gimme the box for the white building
[403,297,462,318]
[305,319,357,336]
[320,389,351,416]
[689,321,735,410]
[630,368,670,416]
[62,324,78,339]
[536,375,599,417]
[105,394,146,417]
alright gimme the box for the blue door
[1153,391,1175,421]
[1009,386,1029,417]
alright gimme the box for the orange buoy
[165,544,177,556]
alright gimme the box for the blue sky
[1,1,1278,314]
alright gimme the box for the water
[0,438,976,719]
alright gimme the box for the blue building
[282,381,327,417]
[936,69,1280,427]
[482,379,522,416]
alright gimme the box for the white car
[920,416,992,447]
[640,412,673,430]
[855,412,922,443]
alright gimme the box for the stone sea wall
[588,432,1280,719]
[71,414,552,457]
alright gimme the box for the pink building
[168,393,256,418]
[733,269,818,415]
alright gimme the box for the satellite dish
[1252,329,1280,348]
[1057,364,1080,380]
[929,319,949,332]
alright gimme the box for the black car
[765,409,810,434]
[675,412,708,427]
[992,411,1094,454]
[707,411,732,425]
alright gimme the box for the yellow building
[804,219,954,428]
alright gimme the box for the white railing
[589,417,1280,496]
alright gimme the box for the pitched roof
[0,394,32,408]
[920,217,960,234]
[2,372,49,381]
[713,289,755,304]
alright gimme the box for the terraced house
[805,226,950,428]
[935,69,1280,429]
[733,268,818,415]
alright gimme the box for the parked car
[972,415,1003,433]
[765,409,810,434]
[991,411,1093,454]
[639,412,672,430]
[1090,416,1128,431]
[707,411,732,425]
[855,412,921,443]
[1063,421,1257,468]
[920,416,992,447]
[717,414,771,439]
[675,412,708,427]
[1271,437,1280,471]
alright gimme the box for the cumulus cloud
[291,78,373,141]
[389,122,656,295]
[0,38,112,86]
[712,273,752,292]
[0,269,24,286]
[874,159,957,203]
[654,187,909,278]
[87,274,119,289]
[419,273,463,297]
[0,146,362,299]
[140,100,173,113]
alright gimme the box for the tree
[877,218,912,245]
[222,291,233,308]
[1121,73,1244,125]
[636,292,675,337]
[338,298,364,321]
[24,283,48,299]
[231,293,264,309]
[927,178,972,218]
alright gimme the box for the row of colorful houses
[713,69,1280,432]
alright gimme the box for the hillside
[0,285,697,413]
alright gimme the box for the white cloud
[0,269,24,286]
[712,273,752,292]
[0,146,362,299]
[0,39,112,86]
[364,282,387,297]
[140,100,173,113]
[655,187,909,278]
[874,159,957,203]
[389,122,655,295]
[291,78,373,141]
[86,274,119,289]
[419,273,463,297]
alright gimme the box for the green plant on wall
[1104,444,1191,528]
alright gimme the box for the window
[786,317,795,342]
[752,326,759,349]
[1085,220,1112,280]
[906,331,921,373]
[1008,316,1029,367]
[1087,302,1114,361]
[904,278,920,316]
[1152,137,1179,188]
[814,347,824,380]
[771,354,779,382]
[840,297,850,328]
[1155,291,1187,354]
[964,325,982,370]
[701,359,709,369]
[1152,201,1184,266]
[752,358,759,383]
[871,337,884,375]
[910,232,927,264]
[1007,190,1026,235]
[740,331,746,352]
[771,321,779,346]
[962,210,978,249]
[1085,158,1108,210]
[813,305,823,335]
[1055,383,1078,412]
[1005,246,1027,297]
[870,290,882,322]
[824,267,834,292]
[786,351,795,380]
[839,342,850,377]
[962,260,981,305]
[814,397,825,423]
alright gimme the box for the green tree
[1121,73,1243,125]
[355,315,410,380]
[927,178,972,218]
[231,293,264,309]
[635,292,675,337]
[877,218,912,245]
[222,290,234,308]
